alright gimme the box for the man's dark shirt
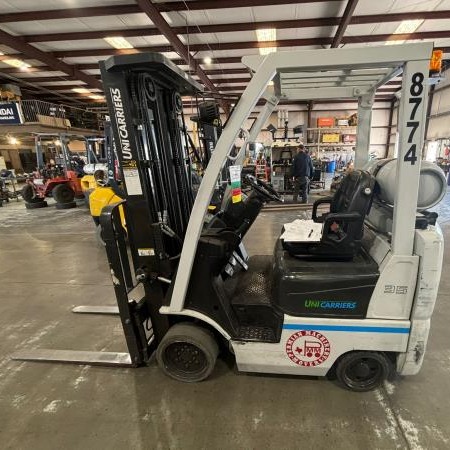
[292,151,314,177]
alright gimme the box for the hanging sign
[0,102,23,125]
[229,165,242,203]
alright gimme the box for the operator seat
[282,170,376,260]
[208,190,266,239]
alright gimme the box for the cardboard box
[322,133,340,143]
[317,117,334,127]
[343,134,356,144]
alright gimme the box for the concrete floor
[0,194,450,450]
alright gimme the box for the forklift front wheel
[156,323,219,383]
[53,183,75,204]
[335,351,392,392]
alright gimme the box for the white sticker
[123,167,143,196]
[229,165,241,183]
[138,248,155,256]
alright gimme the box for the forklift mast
[100,53,203,362]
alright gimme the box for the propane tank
[83,163,108,175]
[364,159,446,210]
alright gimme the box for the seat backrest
[330,170,375,217]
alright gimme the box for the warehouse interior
[1,1,450,449]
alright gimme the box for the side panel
[366,255,419,319]
[232,316,410,376]
[398,226,444,375]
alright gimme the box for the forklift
[14,44,445,392]
[22,134,93,209]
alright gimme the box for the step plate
[238,326,276,342]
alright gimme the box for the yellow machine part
[80,174,97,193]
[89,186,125,227]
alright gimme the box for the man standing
[292,144,313,203]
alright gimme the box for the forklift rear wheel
[53,184,75,204]
[56,201,77,210]
[25,201,48,209]
[21,184,36,203]
[335,351,391,392]
[156,323,219,383]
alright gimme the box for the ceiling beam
[0,1,340,23]
[19,10,450,44]
[331,0,359,48]
[50,39,329,57]
[12,76,97,83]
[31,84,101,91]
[48,31,450,58]
[135,0,218,95]
[216,85,399,92]
[2,76,404,87]
[0,29,102,91]
[0,60,246,77]
[0,68,250,81]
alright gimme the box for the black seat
[282,170,376,260]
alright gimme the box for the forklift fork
[11,203,155,368]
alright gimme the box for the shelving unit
[269,141,297,193]
[305,126,357,169]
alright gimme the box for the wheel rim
[163,342,208,377]
[343,357,383,389]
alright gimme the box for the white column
[234,95,280,167]
[354,91,375,169]
[392,59,429,256]
[169,62,276,312]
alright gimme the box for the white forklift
[14,44,446,392]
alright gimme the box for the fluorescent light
[393,19,424,34]
[104,36,134,49]
[89,94,105,101]
[256,29,277,55]
[203,56,212,64]
[385,19,424,45]
[256,28,276,42]
[259,47,277,56]
[3,58,31,70]
[72,87,90,94]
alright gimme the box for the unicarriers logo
[110,87,132,160]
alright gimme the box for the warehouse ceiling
[0,0,449,108]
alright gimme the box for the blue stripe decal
[283,324,410,334]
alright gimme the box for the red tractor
[22,134,87,210]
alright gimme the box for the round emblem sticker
[286,330,331,367]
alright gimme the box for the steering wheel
[244,174,283,203]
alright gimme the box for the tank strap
[372,158,394,177]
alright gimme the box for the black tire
[335,351,392,392]
[25,201,48,209]
[156,323,219,382]
[95,224,106,247]
[22,184,36,203]
[52,183,75,204]
[55,201,77,209]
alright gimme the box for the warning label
[122,160,143,196]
